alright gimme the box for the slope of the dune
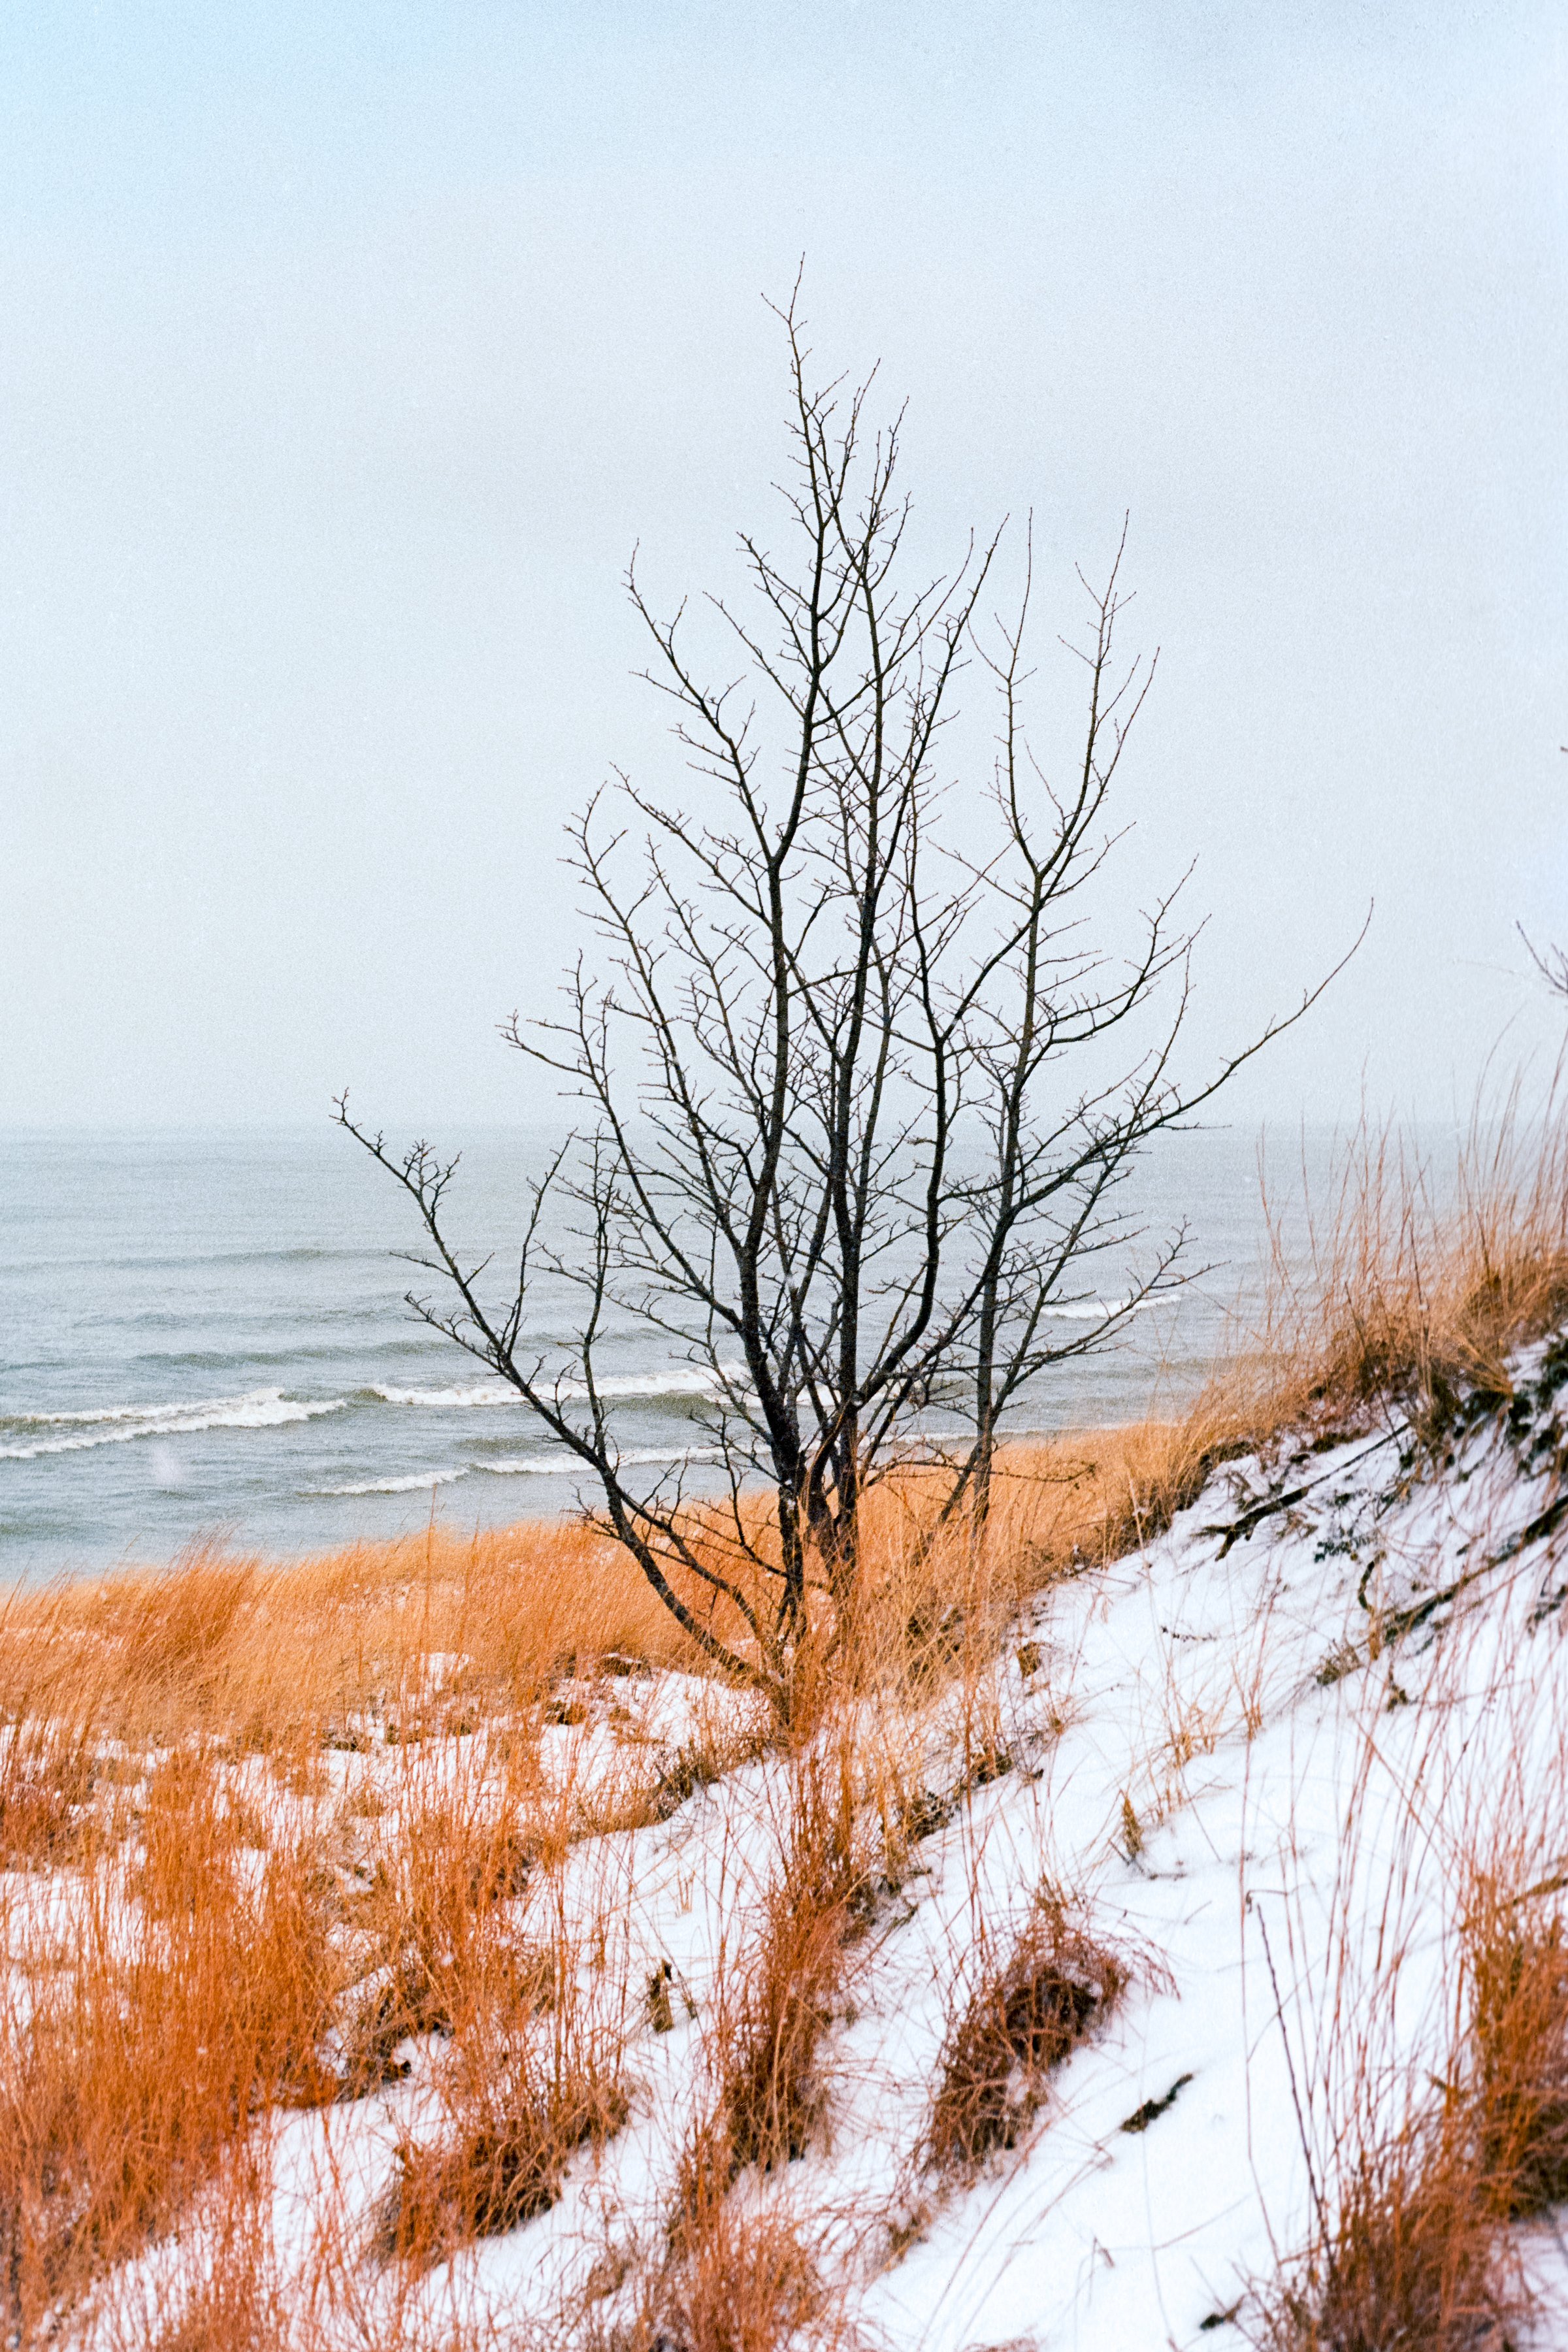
[63,1335,1568,2349]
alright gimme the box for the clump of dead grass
[629,2201,828,2352]
[1463,1874,1568,2221]
[1253,2105,1516,2352]
[0,1717,105,1870]
[627,1739,875,2346]
[384,2055,627,2263]
[336,1774,545,2095]
[379,1923,628,2264]
[924,1890,1130,2174]
[679,1742,871,2217]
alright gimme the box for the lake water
[0,1122,1326,1580]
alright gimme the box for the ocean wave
[4,1387,291,1429]
[368,1380,516,1409]
[482,1445,725,1476]
[371,1365,740,1408]
[1039,1298,1140,1321]
[306,1441,727,1499]
[0,1389,346,1460]
[307,1468,473,1497]
[11,1244,390,1277]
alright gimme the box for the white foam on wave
[6,1386,304,1429]
[372,1365,741,1408]
[370,1380,515,1409]
[306,1443,723,1499]
[568,1368,740,1401]
[1039,1298,1141,1321]
[0,1389,346,1460]
[482,1444,724,1477]
[307,1467,472,1497]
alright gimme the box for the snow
[62,1337,1568,2345]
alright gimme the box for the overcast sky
[1,1,1563,1131]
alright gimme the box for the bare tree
[340,298,1349,1721]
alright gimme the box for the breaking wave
[306,1443,722,1498]
[482,1445,724,1476]
[1039,1298,1140,1321]
[370,1366,740,1408]
[0,1388,347,1460]
[307,1467,473,1497]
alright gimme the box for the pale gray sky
[1,2,1563,1130]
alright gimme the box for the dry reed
[1464,1879,1568,2221]
[0,1761,337,2337]
[1255,1086,1568,1437]
[630,2202,828,2352]
[924,1891,1129,2174]
[1252,2112,1514,2352]
[2,1086,1564,2339]
[676,1742,870,2229]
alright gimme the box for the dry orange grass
[7,1086,1563,1762]
[845,1407,1249,1697]
[0,1716,104,1871]
[0,1724,650,2330]
[632,1744,878,2352]
[335,1767,549,2097]
[1,1088,1563,2339]
[0,1512,792,2323]
[0,1327,1355,2333]
[0,1408,1238,1830]
[382,1967,629,2264]
[1464,1876,1568,2221]
[667,1739,872,2264]
[923,1891,1131,2176]
[706,1742,868,2185]
[86,2146,291,2352]
[0,1515,702,1761]
[1249,1561,1568,2352]
[1255,1088,1568,1437]
[1249,1878,1528,2352]
[627,2202,830,2352]
[0,1766,337,2338]
[1253,2108,1516,2352]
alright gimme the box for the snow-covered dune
[50,1338,1568,2348]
